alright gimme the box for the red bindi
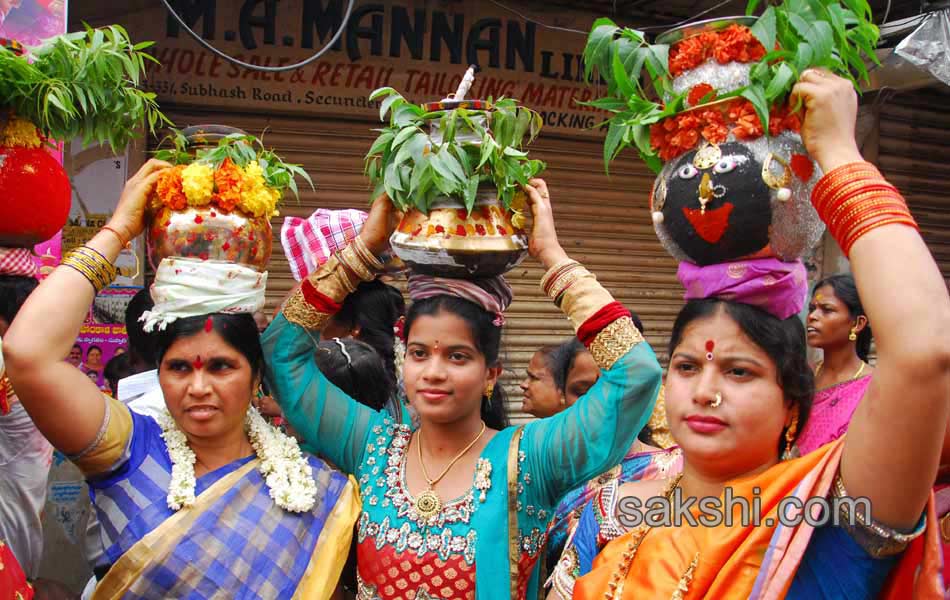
[705,340,715,361]
[204,316,214,333]
[192,356,204,370]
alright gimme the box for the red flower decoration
[668,25,765,77]
[688,83,716,106]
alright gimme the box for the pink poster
[70,286,139,396]
[0,0,66,46]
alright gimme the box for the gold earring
[849,327,858,342]
[484,382,495,399]
[783,414,799,460]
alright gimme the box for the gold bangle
[547,264,586,299]
[588,317,645,370]
[352,235,385,271]
[68,246,117,287]
[337,244,376,282]
[541,260,581,296]
[61,247,116,293]
[540,259,580,293]
[549,268,593,306]
[283,289,333,331]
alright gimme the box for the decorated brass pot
[390,184,528,278]
[146,124,273,272]
[146,205,272,272]
[649,17,824,266]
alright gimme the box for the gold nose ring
[711,392,722,408]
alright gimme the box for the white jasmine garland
[159,406,317,512]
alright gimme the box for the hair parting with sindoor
[151,313,264,379]
[404,295,510,431]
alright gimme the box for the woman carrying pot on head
[571,71,948,600]
[282,209,410,423]
[3,160,359,599]
[795,273,873,454]
[262,179,661,600]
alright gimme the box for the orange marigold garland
[668,24,766,77]
[650,100,803,161]
[156,166,188,211]
[212,158,245,213]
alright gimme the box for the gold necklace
[605,473,685,600]
[815,360,866,380]
[413,421,486,520]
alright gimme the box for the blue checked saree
[76,398,359,599]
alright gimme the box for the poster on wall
[69,286,139,396]
[64,142,142,286]
[0,0,65,45]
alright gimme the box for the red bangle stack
[811,162,918,256]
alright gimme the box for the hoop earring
[849,327,858,342]
[782,414,799,460]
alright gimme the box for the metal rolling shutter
[151,107,680,422]
[878,85,950,288]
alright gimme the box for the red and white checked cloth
[281,209,367,281]
[0,247,37,277]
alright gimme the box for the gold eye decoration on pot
[761,153,792,201]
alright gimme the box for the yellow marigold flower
[0,115,42,149]
[243,161,267,187]
[240,161,282,217]
[181,162,214,206]
[242,184,282,217]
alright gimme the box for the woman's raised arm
[796,71,950,530]
[3,160,170,455]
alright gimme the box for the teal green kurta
[262,313,661,599]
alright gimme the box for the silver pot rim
[654,15,757,46]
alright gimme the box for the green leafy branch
[364,87,545,214]
[154,129,313,200]
[583,0,880,174]
[0,24,172,152]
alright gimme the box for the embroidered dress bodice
[355,423,482,599]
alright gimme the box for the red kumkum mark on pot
[475,224,486,236]
[435,225,445,234]
[456,224,467,236]
[456,209,468,219]
[497,226,507,236]
[222,242,230,251]
[790,154,814,181]
[194,215,203,224]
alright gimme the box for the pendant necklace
[414,421,486,519]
